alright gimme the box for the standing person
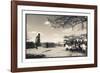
[35,33,41,49]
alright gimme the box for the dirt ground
[26,46,86,58]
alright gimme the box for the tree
[47,15,87,30]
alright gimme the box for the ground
[26,46,86,58]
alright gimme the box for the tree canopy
[47,15,87,30]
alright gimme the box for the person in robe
[35,33,41,49]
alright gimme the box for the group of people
[64,39,87,53]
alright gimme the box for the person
[35,33,41,49]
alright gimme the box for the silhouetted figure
[46,42,49,48]
[35,33,41,49]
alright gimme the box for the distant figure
[80,44,87,51]
[65,44,69,50]
[46,42,49,48]
[35,33,41,49]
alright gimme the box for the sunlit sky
[26,14,87,43]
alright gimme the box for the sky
[26,14,87,43]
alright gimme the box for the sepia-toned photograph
[11,1,97,72]
[25,14,88,59]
